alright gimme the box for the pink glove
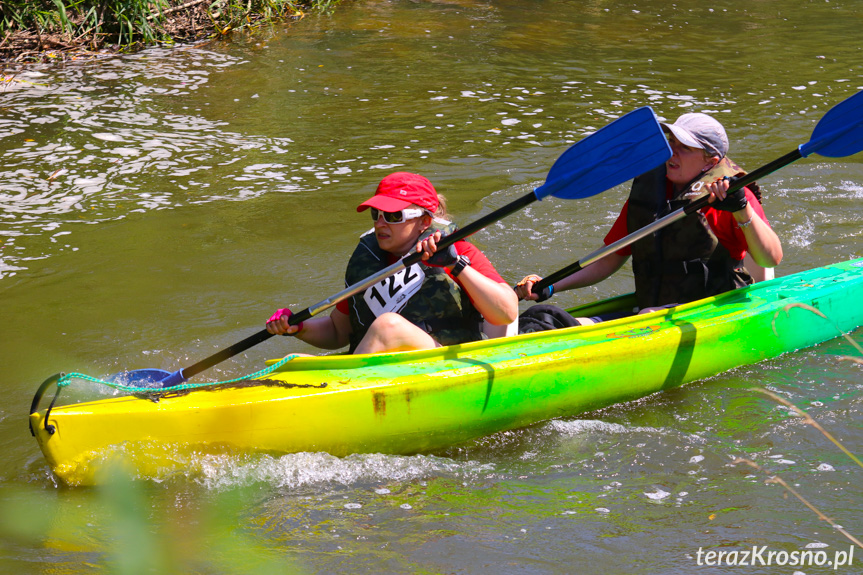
[267,308,304,335]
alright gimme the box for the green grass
[0,0,342,53]
[1,0,165,45]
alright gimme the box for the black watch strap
[451,255,471,278]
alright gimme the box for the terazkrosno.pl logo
[694,545,855,569]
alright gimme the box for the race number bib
[362,263,425,317]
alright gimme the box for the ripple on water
[3,42,860,283]
[2,58,758,278]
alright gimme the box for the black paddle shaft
[397,192,538,271]
[178,192,539,381]
[180,329,276,380]
[533,148,803,293]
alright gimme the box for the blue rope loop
[56,355,300,394]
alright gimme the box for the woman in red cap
[515,112,783,324]
[266,172,518,354]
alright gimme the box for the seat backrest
[744,253,775,282]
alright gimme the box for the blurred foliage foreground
[0,0,341,63]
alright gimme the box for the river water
[2,0,862,573]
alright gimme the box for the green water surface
[1,0,862,573]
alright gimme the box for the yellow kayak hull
[30,259,863,485]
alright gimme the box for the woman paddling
[516,112,783,323]
[267,172,518,353]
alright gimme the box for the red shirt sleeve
[452,241,504,284]
[336,297,350,314]
[603,200,632,256]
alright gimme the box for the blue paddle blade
[799,89,863,158]
[107,368,172,387]
[158,369,187,387]
[535,106,671,200]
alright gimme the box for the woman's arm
[515,251,629,301]
[451,267,518,325]
[733,205,783,267]
[707,180,783,268]
[266,307,353,350]
[415,231,518,325]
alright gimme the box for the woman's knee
[357,313,437,353]
[369,312,412,333]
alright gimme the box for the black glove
[426,244,459,267]
[711,187,748,212]
[534,284,554,302]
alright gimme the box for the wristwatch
[451,255,471,278]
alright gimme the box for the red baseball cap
[356,172,439,213]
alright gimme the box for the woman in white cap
[267,172,518,353]
[515,112,783,322]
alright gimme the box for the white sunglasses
[370,207,427,224]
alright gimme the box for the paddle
[118,106,670,387]
[531,89,863,297]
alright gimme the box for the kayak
[30,258,863,485]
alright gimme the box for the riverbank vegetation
[0,0,341,63]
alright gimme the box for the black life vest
[343,220,483,352]
[627,158,754,309]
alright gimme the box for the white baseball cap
[662,113,729,158]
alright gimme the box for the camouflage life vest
[627,157,754,309]
[344,220,483,352]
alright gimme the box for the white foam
[191,451,495,490]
